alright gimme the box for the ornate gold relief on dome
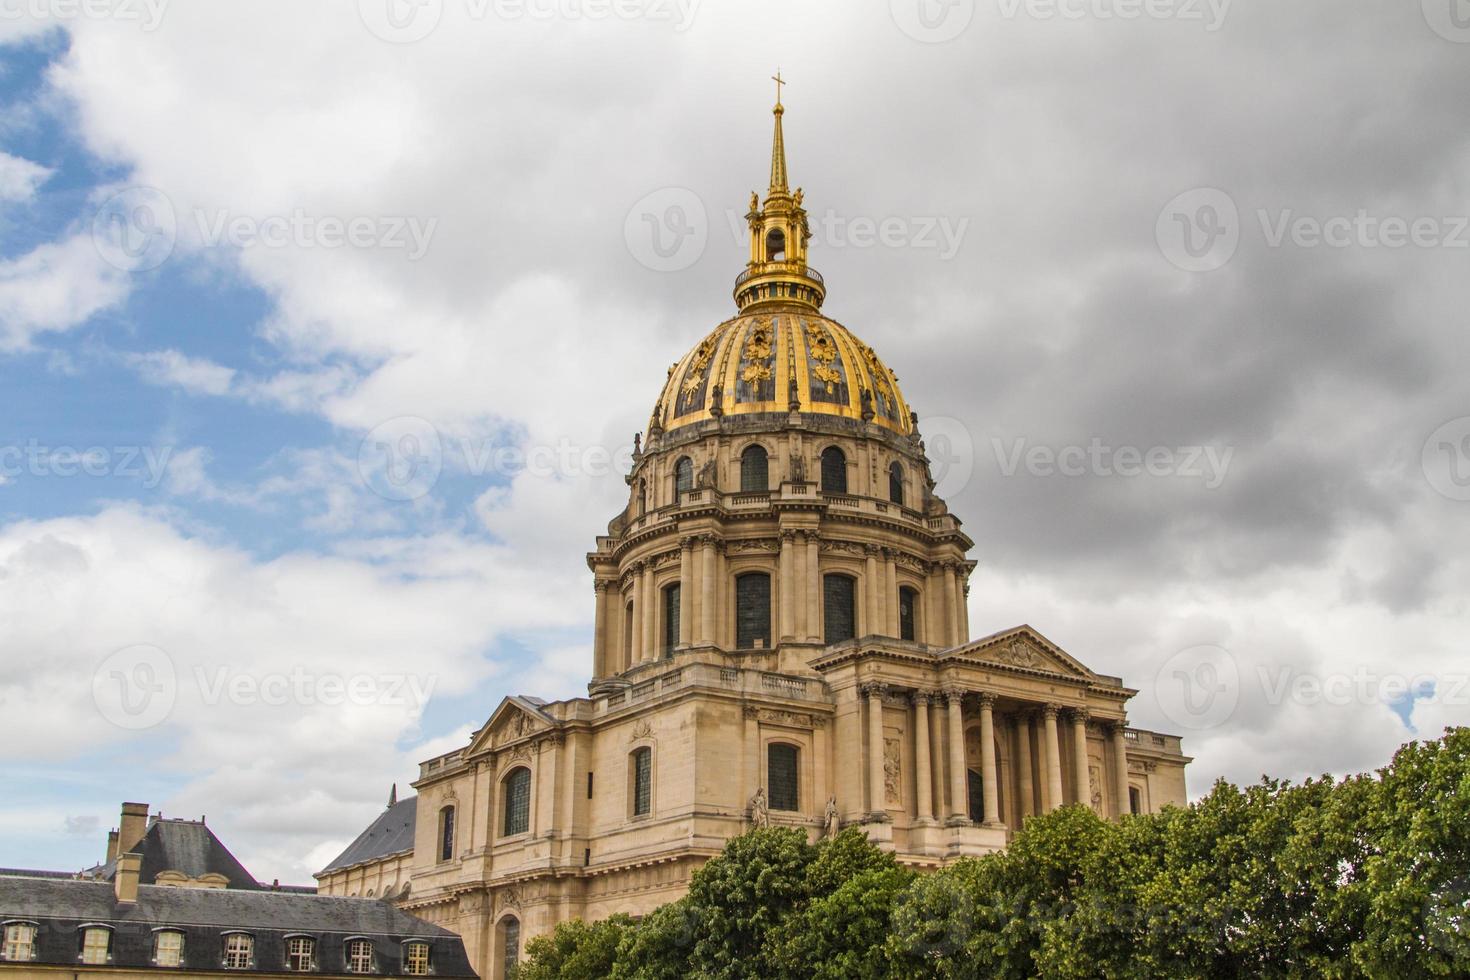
[804,322,847,402]
[736,319,777,401]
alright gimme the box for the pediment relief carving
[959,631,1092,679]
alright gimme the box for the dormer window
[345,938,374,974]
[223,933,254,969]
[2,923,37,962]
[80,926,113,965]
[153,929,185,968]
[285,936,316,972]
[404,941,431,976]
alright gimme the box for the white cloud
[0,233,130,349]
[125,348,236,395]
[0,505,587,881]
[0,151,51,202]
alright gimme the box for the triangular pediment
[944,625,1097,680]
[465,696,554,756]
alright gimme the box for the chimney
[114,852,142,904]
[106,830,120,865]
[118,802,149,854]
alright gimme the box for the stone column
[955,567,970,643]
[793,531,808,641]
[678,539,694,648]
[884,549,899,637]
[1015,712,1035,820]
[978,693,1000,826]
[639,561,655,664]
[945,688,969,825]
[1071,709,1091,810]
[1042,704,1063,811]
[779,530,796,641]
[804,532,821,643]
[864,545,881,638]
[699,538,717,646]
[592,580,609,678]
[929,695,948,820]
[1109,721,1131,818]
[864,684,889,819]
[912,692,933,821]
[942,563,958,646]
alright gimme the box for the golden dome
[651,308,913,435]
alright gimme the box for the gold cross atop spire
[768,71,789,195]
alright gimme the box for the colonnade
[858,686,1134,824]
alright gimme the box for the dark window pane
[967,769,983,822]
[889,462,904,505]
[823,575,855,644]
[675,457,693,495]
[439,806,454,861]
[503,769,531,836]
[741,445,769,491]
[502,918,520,976]
[768,743,799,811]
[663,584,680,657]
[736,573,772,649]
[899,587,917,642]
[820,447,847,493]
[633,747,652,816]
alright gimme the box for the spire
[388,783,397,807]
[768,70,788,195]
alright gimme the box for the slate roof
[0,876,476,976]
[93,817,261,890]
[318,797,417,875]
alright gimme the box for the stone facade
[315,95,1192,980]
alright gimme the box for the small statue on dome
[633,432,642,455]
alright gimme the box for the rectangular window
[736,573,771,649]
[1129,787,1141,815]
[223,934,253,969]
[632,747,652,816]
[503,769,531,836]
[81,928,110,964]
[768,743,799,812]
[404,942,430,976]
[823,575,856,644]
[346,940,374,974]
[899,587,917,641]
[503,918,521,977]
[663,583,680,657]
[4,924,36,962]
[285,937,315,972]
[154,930,184,968]
[440,806,455,862]
[587,771,594,799]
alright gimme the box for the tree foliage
[517,728,1470,979]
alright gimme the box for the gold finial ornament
[735,75,824,313]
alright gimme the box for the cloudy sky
[1,0,1467,884]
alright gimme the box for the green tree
[517,914,633,980]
